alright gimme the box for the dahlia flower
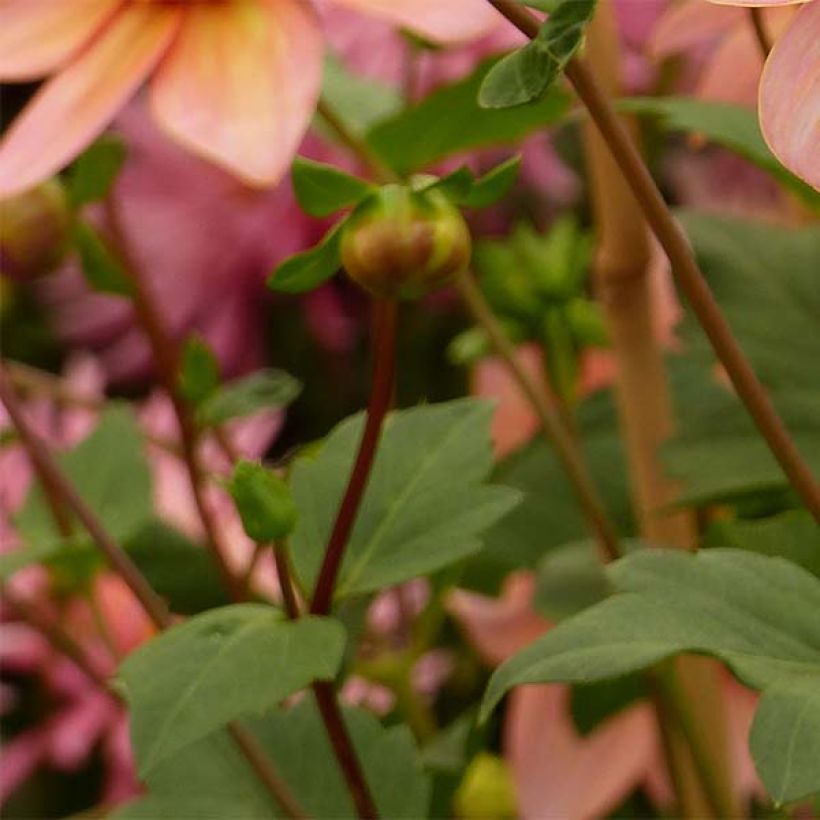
[0,0,499,197]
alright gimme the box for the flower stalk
[483,0,820,524]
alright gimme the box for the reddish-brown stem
[484,0,820,525]
[313,681,378,819]
[310,299,397,616]
[104,199,244,601]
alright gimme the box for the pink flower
[0,0,500,197]
[650,0,819,190]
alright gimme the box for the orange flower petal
[759,0,820,190]
[150,0,323,188]
[0,4,181,198]
[332,0,500,43]
[0,0,121,81]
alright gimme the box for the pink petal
[447,572,549,665]
[759,0,820,190]
[648,1,740,59]
[470,345,543,458]
[0,0,120,81]
[0,728,48,803]
[150,0,323,188]
[507,685,658,820]
[0,4,182,198]
[706,0,803,6]
[332,0,501,43]
[698,27,763,107]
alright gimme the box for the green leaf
[366,59,570,176]
[751,680,820,805]
[125,521,231,615]
[289,399,521,600]
[479,0,596,108]
[292,157,374,217]
[678,212,820,390]
[461,156,521,209]
[462,389,634,593]
[15,405,152,548]
[119,606,346,776]
[268,220,344,294]
[228,460,298,542]
[116,701,430,819]
[197,369,301,427]
[66,135,127,207]
[482,549,820,803]
[704,511,820,579]
[73,221,132,296]
[534,539,611,621]
[321,54,403,134]
[620,97,820,208]
[179,335,220,407]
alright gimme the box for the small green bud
[340,185,471,299]
[453,753,517,819]
[0,180,71,281]
[228,461,297,543]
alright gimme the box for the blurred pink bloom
[448,571,764,818]
[650,0,819,190]
[0,0,501,197]
[0,354,281,807]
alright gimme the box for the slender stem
[0,364,172,629]
[104,199,244,601]
[748,8,772,59]
[0,367,309,818]
[317,99,400,184]
[313,681,378,819]
[457,272,621,561]
[484,0,820,524]
[310,299,398,615]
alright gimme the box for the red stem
[313,681,378,819]
[310,299,397,616]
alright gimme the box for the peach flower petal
[447,572,549,665]
[0,4,182,198]
[151,0,323,188]
[507,685,659,820]
[0,0,121,81]
[697,26,763,107]
[759,0,820,190]
[333,0,501,43]
[706,0,804,6]
[649,0,739,59]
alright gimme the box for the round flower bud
[228,460,297,543]
[340,185,471,299]
[0,181,71,281]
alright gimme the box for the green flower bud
[0,180,71,281]
[454,753,517,819]
[228,460,297,543]
[340,185,471,299]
